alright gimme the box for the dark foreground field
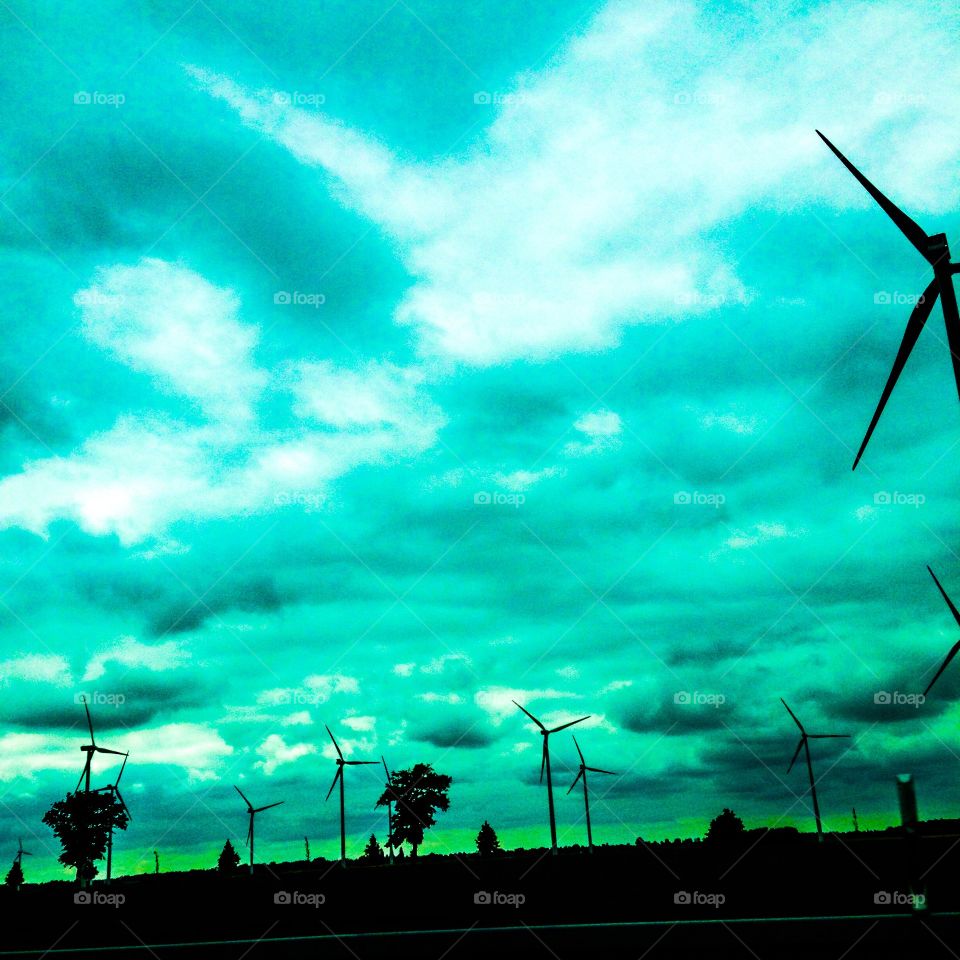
[1,833,957,958]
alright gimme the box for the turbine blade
[780,698,805,733]
[115,753,129,786]
[586,766,617,775]
[115,789,131,820]
[852,279,939,470]
[539,741,547,784]
[75,762,88,794]
[572,735,585,765]
[325,767,342,801]
[808,734,851,739]
[816,130,931,262]
[548,715,591,734]
[938,285,960,403]
[325,725,343,759]
[566,769,584,795]
[234,785,252,810]
[513,700,545,731]
[344,760,378,765]
[83,697,95,745]
[928,566,960,629]
[95,748,128,757]
[923,638,960,697]
[382,756,390,779]
[254,801,284,812]
[787,736,805,774]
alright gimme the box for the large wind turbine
[234,786,283,872]
[924,565,960,697]
[324,725,377,865]
[817,131,960,470]
[93,752,130,884]
[781,698,850,840]
[380,756,395,864]
[513,701,590,855]
[14,838,31,867]
[566,735,615,852]
[76,695,126,793]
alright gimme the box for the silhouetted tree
[217,839,241,873]
[361,834,386,863]
[5,860,24,890]
[475,820,501,856]
[376,763,452,859]
[42,791,128,887]
[706,808,745,843]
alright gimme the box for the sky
[2,0,960,881]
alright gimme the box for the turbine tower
[380,756,395,864]
[924,566,960,696]
[781,698,850,841]
[76,695,126,793]
[324,725,377,865]
[14,838,31,866]
[817,131,960,470]
[234,786,283,873]
[566,735,616,852]
[513,701,590,855]
[92,751,130,884]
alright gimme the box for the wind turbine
[234,786,283,873]
[924,566,960,697]
[781,698,851,841]
[380,756,395,864]
[566,735,615,852]
[92,752,130,884]
[513,701,590,855]
[324,725,377,865]
[76,695,126,793]
[816,131,960,470]
[14,838,31,866]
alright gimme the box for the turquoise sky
[2,0,960,881]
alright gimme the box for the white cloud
[191,1,960,365]
[258,673,359,707]
[281,710,313,726]
[341,715,376,732]
[700,411,762,435]
[0,654,72,685]
[255,733,316,775]
[0,262,444,544]
[556,665,580,680]
[491,467,564,492]
[418,692,464,704]
[475,686,578,724]
[83,637,188,682]
[721,522,805,552]
[392,662,416,678]
[564,409,622,457]
[77,259,266,424]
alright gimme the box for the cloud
[191,1,960,366]
[564,409,622,457]
[257,673,359,707]
[83,636,188,682]
[0,262,444,544]
[491,467,564,492]
[0,654,71,685]
[255,733,316,775]
[76,258,267,423]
